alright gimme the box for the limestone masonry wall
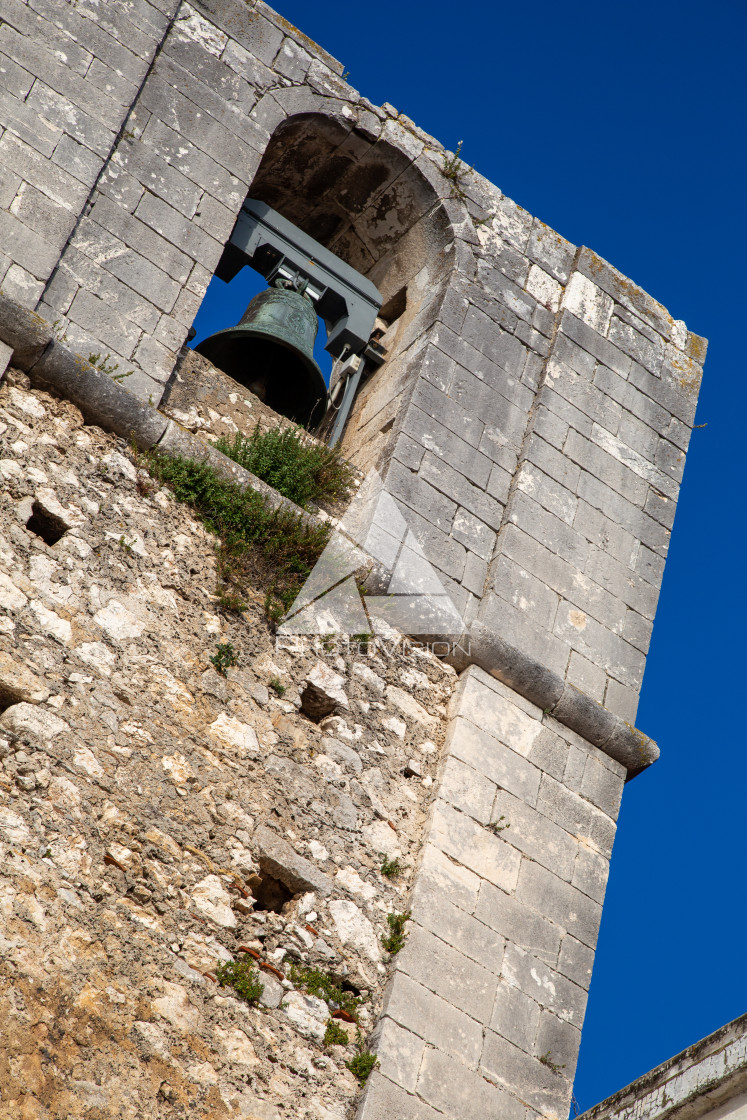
[0,371,454,1120]
[0,1,708,1119]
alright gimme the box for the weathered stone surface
[300,661,349,721]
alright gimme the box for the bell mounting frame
[215,199,383,361]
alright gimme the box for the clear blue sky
[195,1,747,1111]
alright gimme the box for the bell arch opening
[190,109,458,471]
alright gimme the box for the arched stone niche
[243,100,468,475]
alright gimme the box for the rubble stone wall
[0,372,454,1120]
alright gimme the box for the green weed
[214,424,354,510]
[346,1036,379,1084]
[145,452,329,624]
[380,856,403,879]
[288,963,362,1020]
[210,642,237,676]
[215,957,264,1004]
[381,911,410,955]
[323,1019,349,1047]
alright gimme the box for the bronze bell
[195,284,328,429]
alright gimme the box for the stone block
[0,209,61,283]
[560,310,632,378]
[561,272,613,334]
[0,47,35,100]
[553,331,597,378]
[593,359,670,433]
[385,459,457,534]
[461,303,531,369]
[450,507,495,561]
[133,192,223,270]
[515,459,578,525]
[525,431,581,492]
[564,428,648,508]
[410,888,505,973]
[29,0,151,82]
[481,1028,571,1116]
[370,1017,423,1093]
[0,84,63,157]
[405,404,492,488]
[417,1046,525,1120]
[140,116,246,208]
[526,727,569,783]
[535,1009,582,1080]
[580,753,624,818]
[357,1072,443,1120]
[25,81,116,158]
[571,845,609,904]
[253,824,333,896]
[528,220,576,284]
[604,676,639,723]
[397,924,498,1023]
[430,801,521,894]
[165,28,256,112]
[67,289,141,359]
[446,717,541,806]
[479,594,571,680]
[56,247,160,334]
[501,942,587,1023]
[461,551,488,597]
[490,978,540,1052]
[383,973,483,1067]
[537,771,616,848]
[409,376,484,448]
[138,72,259,176]
[576,247,673,340]
[516,860,602,949]
[557,933,594,988]
[567,651,606,704]
[489,554,560,635]
[90,193,193,283]
[491,787,578,883]
[52,134,103,188]
[532,402,568,450]
[475,881,561,965]
[420,452,503,531]
[437,754,496,824]
[577,471,670,557]
[412,845,481,916]
[0,340,12,379]
[553,598,645,692]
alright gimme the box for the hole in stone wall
[0,684,24,715]
[25,502,67,546]
[379,287,407,325]
[379,417,394,434]
[249,869,296,913]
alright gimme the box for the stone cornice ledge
[446,625,658,779]
[0,290,658,779]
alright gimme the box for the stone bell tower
[0,2,705,1118]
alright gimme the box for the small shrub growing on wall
[215,424,354,510]
[215,957,264,1004]
[146,452,329,621]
